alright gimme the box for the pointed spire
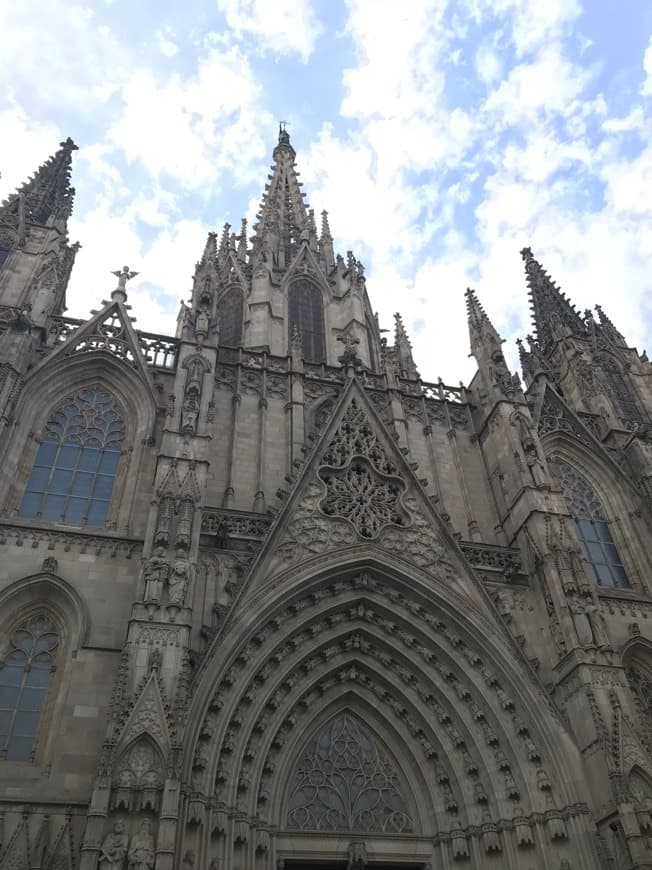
[465,287,502,356]
[595,304,627,348]
[2,137,78,226]
[520,247,586,350]
[319,209,335,270]
[199,231,217,267]
[237,218,248,261]
[394,313,419,379]
[517,335,552,385]
[250,129,308,271]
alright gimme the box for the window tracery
[626,665,652,729]
[218,286,244,348]
[598,354,641,422]
[286,714,414,833]
[549,458,629,588]
[0,614,58,761]
[20,385,125,526]
[288,279,325,363]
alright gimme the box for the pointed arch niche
[218,285,244,348]
[285,711,415,834]
[288,278,325,363]
[549,456,630,588]
[1,354,157,533]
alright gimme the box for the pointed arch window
[598,355,641,422]
[286,714,414,833]
[626,665,652,728]
[19,385,125,526]
[218,286,244,348]
[288,279,325,363]
[549,458,629,588]
[0,614,58,761]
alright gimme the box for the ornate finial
[111,265,138,302]
[60,137,79,153]
[520,246,533,261]
[278,121,290,146]
[337,328,362,368]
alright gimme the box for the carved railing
[47,315,83,345]
[46,317,178,370]
[138,332,178,369]
[201,508,273,542]
[459,541,525,579]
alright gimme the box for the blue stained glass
[41,495,65,520]
[19,386,125,528]
[58,445,80,469]
[50,469,73,494]
[92,474,114,500]
[35,442,57,465]
[86,500,109,526]
[78,447,100,472]
[550,458,630,588]
[0,615,58,761]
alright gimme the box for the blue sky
[1,0,651,383]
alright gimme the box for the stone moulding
[0,519,142,557]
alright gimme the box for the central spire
[250,126,309,271]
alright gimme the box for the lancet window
[626,665,652,729]
[286,714,413,833]
[288,279,325,363]
[20,385,126,527]
[218,286,244,348]
[0,614,58,761]
[598,355,641,422]
[549,458,629,588]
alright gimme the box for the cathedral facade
[0,129,652,870]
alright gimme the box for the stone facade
[0,130,651,869]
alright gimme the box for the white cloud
[0,2,127,107]
[106,46,273,189]
[0,104,62,200]
[642,35,652,95]
[216,0,322,61]
[67,197,208,334]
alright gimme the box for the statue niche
[111,736,164,813]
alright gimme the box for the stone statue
[143,548,169,603]
[128,819,155,870]
[98,819,129,870]
[569,598,595,646]
[168,554,190,606]
[181,390,200,435]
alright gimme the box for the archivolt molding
[185,571,582,835]
[0,571,89,652]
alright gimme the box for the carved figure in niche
[195,308,209,343]
[98,819,129,870]
[181,387,200,435]
[128,819,155,870]
[569,598,607,647]
[516,415,547,486]
[143,547,169,603]
[168,552,190,606]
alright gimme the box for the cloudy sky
[1,0,651,383]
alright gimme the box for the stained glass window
[549,458,629,588]
[598,355,641,422]
[286,714,413,833]
[0,615,58,761]
[218,286,244,348]
[288,280,325,363]
[19,385,125,526]
[0,246,11,270]
[366,323,377,371]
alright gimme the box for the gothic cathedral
[0,128,652,870]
